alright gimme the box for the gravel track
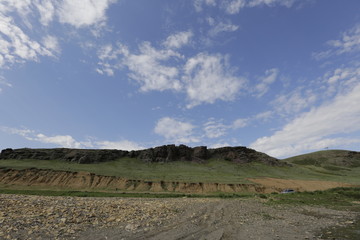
[0,194,358,240]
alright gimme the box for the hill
[284,150,360,168]
[0,147,359,194]
[0,145,283,166]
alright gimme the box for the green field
[1,156,360,184]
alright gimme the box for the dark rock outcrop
[0,145,285,166]
[0,148,128,164]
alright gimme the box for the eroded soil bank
[0,194,359,240]
[0,168,264,193]
[0,168,354,194]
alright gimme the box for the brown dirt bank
[0,168,355,194]
[0,168,265,193]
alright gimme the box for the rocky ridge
[0,145,284,166]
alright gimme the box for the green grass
[285,150,360,167]
[1,157,360,184]
[268,187,360,210]
[0,188,253,199]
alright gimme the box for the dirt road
[0,194,358,240]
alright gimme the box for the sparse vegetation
[285,150,360,168]
[268,187,360,210]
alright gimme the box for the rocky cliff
[0,145,284,166]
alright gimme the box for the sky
[1,0,360,159]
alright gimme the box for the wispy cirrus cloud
[194,0,298,14]
[253,68,279,98]
[271,87,317,116]
[0,76,12,92]
[250,66,360,158]
[313,24,360,60]
[207,17,239,37]
[221,0,246,14]
[163,31,193,49]
[203,119,228,138]
[193,0,217,12]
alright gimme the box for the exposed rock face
[0,145,284,166]
[0,148,128,164]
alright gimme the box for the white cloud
[250,81,360,158]
[327,24,360,55]
[34,0,55,26]
[183,53,245,108]
[57,0,115,28]
[255,111,273,121]
[0,1,61,69]
[0,0,116,70]
[95,140,144,151]
[272,87,317,115]
[33,133,83,148]
[0,12,54,68]
[253,68,278,97]
[0,76,12,92]
[154,117,199,143]
[323,66,360,97]
[0,127,83,148]
[220,0,296,14]
[125,42,183,92]
[209,142,231,148]
[313,24,360,60]
[203,119,228,138]
[42,35,60,55]
[207,18,239,37]
[97,42,183,91]
[1,126,143,150]
[0,126,33,137]
[163,31,193,49]
[222,0,246,14]
[97,34,246,107]
[193,0,217,12]
[232,118,248,129]
[247,0,296,8]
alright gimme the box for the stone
[125,223,139,232]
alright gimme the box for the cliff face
[0,145,284,166]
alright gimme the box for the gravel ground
[0,194,358,240]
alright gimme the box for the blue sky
[1,0,360,158]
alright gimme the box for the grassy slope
[284,150,360,167]
[1,157,360,184]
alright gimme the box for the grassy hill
[1,155,360,185]
[284,150,360,168]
